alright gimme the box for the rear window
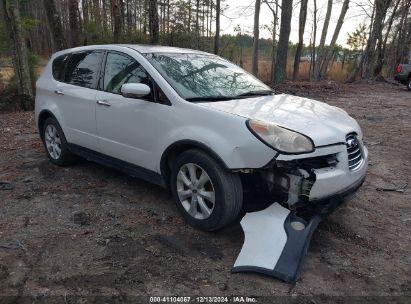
[64,51,104,89]
[52,54,69,82]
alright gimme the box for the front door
[95,51,170,171]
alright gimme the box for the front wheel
[170,149,243,231]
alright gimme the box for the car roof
[53,44,211,57]
[124,44,210,54]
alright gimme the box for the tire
[170,149,243,231]
[407,78,411,91]
[41,117,76,166]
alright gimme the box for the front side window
[144,53,273,101]
[103,52,151,95]
[64,51,103,89]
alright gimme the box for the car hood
[199,94,361,147]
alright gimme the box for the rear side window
[52,54,69,81]
[64,51,103,89]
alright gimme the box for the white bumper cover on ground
[233,203,289,270]
[232,203,322,282]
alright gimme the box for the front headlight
[246,119,314,154]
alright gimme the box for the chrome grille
[346,133,363,170]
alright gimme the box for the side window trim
[61,54,70,82]
[97,50,108,91]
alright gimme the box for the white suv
[35,45,368,231]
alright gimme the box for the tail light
[395,65,402,74]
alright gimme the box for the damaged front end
[233,138,368,282]
[243,153,342,212]
[233,150,367,282]
[262,153,339,206]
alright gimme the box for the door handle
[96,100,111,107]
[54,90,64,96]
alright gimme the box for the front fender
[157,118,275,172]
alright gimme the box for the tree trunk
[271,1,279,82]
[2,0,34,110]
[310,0,317,79]
[195,0,200,48]
[126,0,132,34]
[293,0,308,80]
[206,0,209,38]
[362,0,392,79]
[202,0,205,36]
[188,0,192,32]
[314,0,332,80]
[252,0,261,76]
[266,0,279,83]
[401,23,411,64]
[318,0,350,80]
[149,0,159,44]
[273,0,293,84]
[82,0,89,25]
[167,0,170,36]
[42,0,67,51]
[214,0,220,54]
[374,0,400,76]
[395,0,411,66]
[93,0,102,36]
[102,0,109,34]
[69,0,81,47]
[112,0,124,43]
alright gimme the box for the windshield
[144,53,273,101]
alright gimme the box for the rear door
[55,51,104,151]
[95,51,171,170]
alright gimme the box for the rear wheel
[407,78,411,91]
[42,117,76,166]
[170,149,243,231]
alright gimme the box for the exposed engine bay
[240,153,340,210]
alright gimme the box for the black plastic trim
[271,214,321,282]
[245,120,316,155]
[68,143,166,188]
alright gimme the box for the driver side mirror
[121,83,151,99]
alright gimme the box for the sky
[219,0,373,48]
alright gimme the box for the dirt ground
[0,82,410,303]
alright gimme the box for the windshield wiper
[236,90,275,97]
[186,96,235,102]
[185,90,275,102]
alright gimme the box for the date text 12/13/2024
[149,296,257,303]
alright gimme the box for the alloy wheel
[176,163,215,220]
[44,124,62,160]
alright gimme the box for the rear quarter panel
[35,55,66,131]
